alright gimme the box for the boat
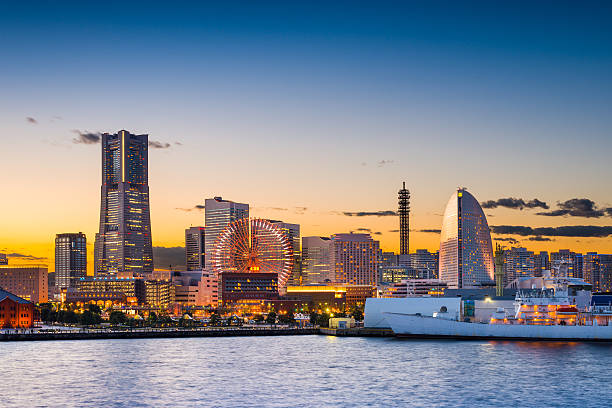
[383,277,612,341]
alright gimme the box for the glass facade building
[204,197,249,270]
[185,226,205,271]
[94,130,153,276]
[55,232,87,289]
[439,189,494,288]
[301,236,333,285]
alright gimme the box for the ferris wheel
[210,218,294,290]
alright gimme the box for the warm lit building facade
[533,251,550,277]
[55,232,87,289]
[185,226,205,271]
[583,253,612,293]
[219,272,278,305]
[301,236,333,285]
[145,280,175,308]
[550,250,583,279]
[0,288,35,328]
[204,197,249,270]
[94,130,154,277]
[0,253,7,265]
[77,277,145,304]
[439,189,494,289]
[331,233,379,286]
[503,247,535,285]
[0,265,48,303]
[197,270,218,306]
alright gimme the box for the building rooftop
[0,288,33,304]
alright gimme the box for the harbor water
[1,335,611,407]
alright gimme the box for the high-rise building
[55,232,87,289]
[331,233,380,286]
[268,220,300,285]
[439,188,494,289]
[398,182,410,255]
[550,250,582,278]
[0,265,48,303]
[410,249,439,279]
[204,197,249,270]
[0,253,7,265]
[533,251,550,277]
[583,253,612,293]
[301,236,333,284]
[94,130,153,276]
[185,227,205,271]
[503,247,535,285]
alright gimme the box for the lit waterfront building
[94,130,153,276]
[583,253,612,293]
[77,276,146,304]
[0,288,35,328]
[439,188,494,289]
[503,247,535,285]
[331,233,380,286]
[204,197,249,270]
[185,226,205,271]
[268,220,301,286]
[55,232,87,289]
[533,251,550,277]
[379,266,419,284]
[144,280,175,308]
[0,265,48,303]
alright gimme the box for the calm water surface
[1,336,611,407]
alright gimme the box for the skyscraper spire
[398,182,410,255]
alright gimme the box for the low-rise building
[0,288,35,328]
[77,277,145,304]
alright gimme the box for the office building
[550,250,582,278]
[185,226,205,271]
[439,188,495,288]
[331,233,380,286]
[379,266,419,284]
[533,251,550,277]
[410,249,439,279]
[144,280,175,308]
[583,253,612,293]
[503,247,535,285]
[77,277,146,304]
[0,265,48,303]
[94,130,153,276]
[301,237,333,285]
[204,197,249,270]
[268,220,301,286]
[55,232,87,289]
[219,272,278,305]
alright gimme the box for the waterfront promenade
[0,326,319,341]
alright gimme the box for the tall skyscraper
[550,249,583,278]
[583,253,612,292]
[94,130,153,276]
[185,226,205,271]
[533,251,550,277]
[398,182,410,255]
[204,197,249,270]
[503,247,535,285]
[268,220,301,285]
[331,233,380,286]
[55,232,87,289]
[439,188,494,289]
[301,236,333,284]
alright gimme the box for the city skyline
[2,3,612,272]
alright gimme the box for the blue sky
[1,1,612,265]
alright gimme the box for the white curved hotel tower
[439,189,494,288]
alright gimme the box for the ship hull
[384,313,612,341]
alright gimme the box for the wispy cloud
[26,117,38,124]
[5,252,48,261]
[377,160,394,167]
[418,229,441,233]
[495,237,520,245]
[491,225,612,238]
[72,130,101,144]
[343,210,397,217]
[481,198,549,210]
[149,140,171,149]
[536,198,612,218]
[175,204,205,212]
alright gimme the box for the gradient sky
[1,1,611,272]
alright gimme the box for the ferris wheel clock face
[211,218,294,289]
